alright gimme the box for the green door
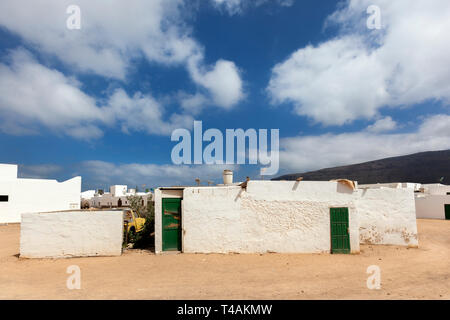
[330,207,351,254]
[445,204,450,220]
[162,198,182,251]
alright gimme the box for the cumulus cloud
[268,0,450,125]
[279,114,450,173]
[366,116,397,133]
[107,89,194,135]
[0,49,193,139]
[0,49,108,139]
[188,58,244,109]
[0,0,245,110]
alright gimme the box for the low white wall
[415,195,448,219]
[181,181,360,254]
[0,176,81,223]
[356,188,418,246]
[20,210,123,258]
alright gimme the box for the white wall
[20,210,123,258]
[356,188,418,246]
[0,172,81,223]
[178,181,360,254]
[422,184,450,195]
[0,164,17,180]
[110,185,127,197]
[415,195,448,219]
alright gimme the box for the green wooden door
[330,207,351,254]
[162,198,182,251]
[445,204,450,220]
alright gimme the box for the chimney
[223,170,233,185]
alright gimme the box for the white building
[87,185,153,209]
[0,164,81,223]
[155,177,418,254]
[415,184,450,220]
[361,182,450,220]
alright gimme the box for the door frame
[445,204,450,220]
[329,207,351,254]
[162,197,182,252]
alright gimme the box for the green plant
[123,198,155,249]
[126,195,145,216]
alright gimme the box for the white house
[154,176,418,255]
[0,164,81,223]
[415,184,450,220]
[361,182,450,220]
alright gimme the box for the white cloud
[78,160,239,188]
[0,49,193,139]
[0,0,245,110]
[279,114,450,173]
[107,89,194,135]
[211,0,294,15]
[188,58,244,109]
[366,116,397,133]
[18,164,63,179]
[0,0,193,79]
[0,49,108,139]
[268,0,450,125]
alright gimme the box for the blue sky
[0,0,449,191]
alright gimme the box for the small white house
[361,182,450,220]
[415,184,450,220]
[0,164,81,223]
[155,177,418,255]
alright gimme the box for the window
[0,195,9,202]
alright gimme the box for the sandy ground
[0,219,448,300]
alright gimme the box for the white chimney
[223,170,233,185]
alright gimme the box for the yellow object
[123,209,146,233]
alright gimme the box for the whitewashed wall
[0,164,81,223]
[0,176,81,223]
[415,195,448,219]
[356,188,418,246]
[20,211,123,258]
[181,181,360,254]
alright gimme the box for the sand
[0,219,448,300]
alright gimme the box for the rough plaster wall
[181,181,360,254]
[415,195,448,219]
[20,211,123,258]
[356,188,418,246]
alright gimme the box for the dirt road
[0,219,448,299]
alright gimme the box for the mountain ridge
[273,150,450,184]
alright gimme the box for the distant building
[85,185,153,209]
[0,164,81,223]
